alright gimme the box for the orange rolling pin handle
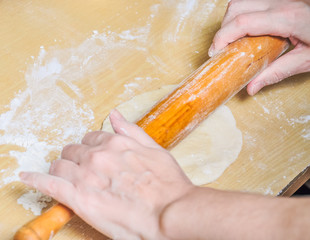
[137,36,289,149]
[14,204,74,240]
[14,36,289,240]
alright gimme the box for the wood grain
[14,36,289,240]
[0,0,309,239]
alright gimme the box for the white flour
[0,0,219,215]
[0,45,96,214]
[162,0,217,42]
[17,190,52,216]
[0,16,159,214]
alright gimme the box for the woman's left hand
[20,109,194,240]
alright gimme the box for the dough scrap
[102,85,243,185]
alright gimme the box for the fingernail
[19,172,25,179]
[49,161,56,173]
[110,109,124,121]
[19,172,28,182]
[248,82,262,96]
[251,87,260,96]
[208,44,215,57]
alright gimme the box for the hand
[20,110,194,240]
[208,0,310,95]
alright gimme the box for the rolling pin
[14,36,289,240]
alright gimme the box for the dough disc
[102,85,243,185]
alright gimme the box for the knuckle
[61,144,75,157]
[46,179,58,197]
[87,150,103,165]
[108,135,131,148]
[123,150,140,164]
[279,5,295,22]
[83,131,104,144]
[49,161,59,175]
[81,132,92,142]
[123,149,136,158]
[109,135,123,145]
[51,160,70,176]
[268,70,284,84]
[293,2,310,23]
[92,131,104,143]
[61,144,70,155]
[120,171,134,182]
[279,2,308,29]
[234,14,248,28]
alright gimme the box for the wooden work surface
[0,0,309,239]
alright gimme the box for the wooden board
[0,0,309,239]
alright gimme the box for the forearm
[161,187,310,240]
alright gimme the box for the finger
[209,10,290,57]
[61,143,90,164]
[19,171,76,208]
[49,159,80,182]
[221,0,270,27]
[109,109,161,149]
[82,131,115,146]
[50,158,112,190]
[247,45,310,95]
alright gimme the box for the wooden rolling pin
[14,36,289,240]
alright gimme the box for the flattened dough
[102,85,242,185]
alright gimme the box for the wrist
[159,186,218,240]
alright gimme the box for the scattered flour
[302,129,310,140]
[17,190,52,216]
[0,3,175,214]
[287,115,310,141]
[0,13,162,214]
[0,45,95,214]
[162,0,217,42]
[264,187,274,196]
[289,115,310,125]
[4,0,303,216]
[0,0,220,215]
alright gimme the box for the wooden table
[0,0,309,239]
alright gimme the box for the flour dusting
[0,3,170,214]
[289,115,310,125]
[0,45,96,213]
[163,0,217,42]
[0,13,165,214]
[0,0,262,216]
[302,129,310,140]
[17,190,52,216]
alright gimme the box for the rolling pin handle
[14,204,74,240]
[15,36,289,239]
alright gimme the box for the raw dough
[102,85,242,185]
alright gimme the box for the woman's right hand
[209,0,310,95]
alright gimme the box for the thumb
[109,109,162,149]
[247,45,310,95]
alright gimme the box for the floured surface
[0,1,228,238]
[0,0,309,239]
[102,85,243,185]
